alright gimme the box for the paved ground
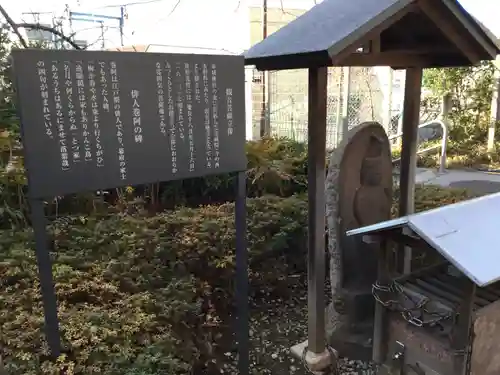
[415,168,500,195]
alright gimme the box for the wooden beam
[332,4,418,66]
[380,46,457,55]
[370,36,381,54]
[440,0,498,58]
[451,277,476,374]
[330,3,419,65]
[250,49,470,71]
[419,0,480,63]
[340,51,429,67]
[372,239,390,363]
[398,67,423,275]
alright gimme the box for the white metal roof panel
[346,192,500,287]
[346,217,409,236]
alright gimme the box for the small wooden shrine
[347,192,500,374]
[244,0,499,372]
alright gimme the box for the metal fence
[250,66,442,149]
[251,66,393,148]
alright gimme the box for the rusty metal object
[381,269,500,375]
[343,186,500,373]
[471,299,500,375]
[387,315,454,375]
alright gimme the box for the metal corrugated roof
[346,192,500,287]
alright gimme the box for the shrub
[1,185,478,374]
[157,137,308,208]
[391,184,477,217]
[0,138,310,227]
[0,195,308,374]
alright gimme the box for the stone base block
[342,289,375,323]
[328,320,374,361]
[290,340,338,374]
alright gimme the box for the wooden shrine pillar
[398,67,423,274]
[307,66,328,354]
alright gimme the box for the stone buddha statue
[353,135,391,227]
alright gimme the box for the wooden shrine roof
[244,0,500,70]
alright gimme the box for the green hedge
[0,132,481,374]
[145,137,308,208]
[0,185,478,374]
[0,195,308,374]
[0,138,309,228]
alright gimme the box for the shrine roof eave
[244,50,476,71]
[243,0,500,72]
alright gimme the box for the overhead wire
[279,0,316,18]
[16,23,82,49]
[234,0,241,12]
[86,0,169,10]
[129,0,183,35]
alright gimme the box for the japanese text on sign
[99,62,110,112]
[156,62,167,136]
[131,89,143,143]
[226,88,233,136]
[175,62,185,140]
[64,61,81,164]
[76,61,91,162]
[202,63,212,169]
[109,61,127,180]
[166,61,177,174]
[185,63,195,172]
[51,62,70,171]
[211,63,220,169]
[13,49,246,199]
[88,62,104,167]
[36,61,53,138]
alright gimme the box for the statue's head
[360,135,383,186]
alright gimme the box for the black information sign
[12,49,247,198]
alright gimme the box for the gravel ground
[219,258,379,375]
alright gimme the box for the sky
[3,0,500,52]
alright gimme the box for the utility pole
[65,4,73,37]
[69,11,124,49]
[259,0,269,137]
[21,11,51,23]
[100,21,105,49]
[21,11,56,47]
[119,7,125,47]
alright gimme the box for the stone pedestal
[290,340,339,374]
[341,289,376,326]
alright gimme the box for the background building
[248,4,406,146]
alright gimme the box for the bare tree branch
[279,0,299,18]
[234,0,242,12]
[167,0,182,17]
[16,23,82,50]
[146,0,184,33]
[0,3,84,50]
[0,5,29,48]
